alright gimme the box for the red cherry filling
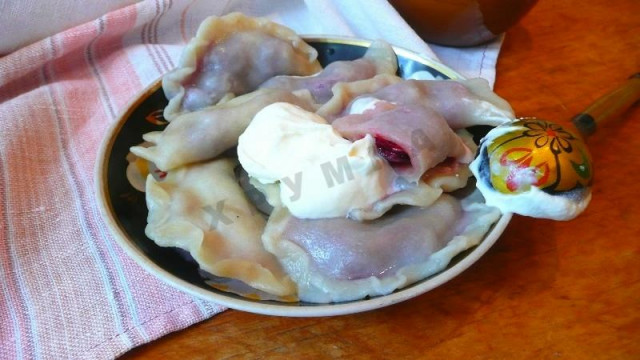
[374,136,411,165]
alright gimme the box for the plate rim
[300,35,465,80]
[95,36,511,317]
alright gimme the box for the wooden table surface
[123,0,640,358]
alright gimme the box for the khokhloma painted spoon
[470,73,640,220]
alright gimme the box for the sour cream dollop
[238,102,393,219]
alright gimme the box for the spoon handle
[572,73,640,136]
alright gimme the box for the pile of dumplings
[128,13,515,303]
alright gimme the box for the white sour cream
[238,102,393,219]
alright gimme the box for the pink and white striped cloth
[0,0,503,358]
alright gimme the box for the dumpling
[356,78,515,128]
[420,134,475,192]
[331,100,475,182]
[162,12,322,120]
[316,73,402,119]
[350,129,479,220]
[323,76,512,182]
[258,40,398,104]
[318,77,514,128]
[262,191,501,303]
[145,157,297,297]
[130,89,316,171]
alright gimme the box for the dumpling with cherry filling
[262,191,500,303]
[162,12,322,120]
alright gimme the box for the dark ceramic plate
[96,37,511,316]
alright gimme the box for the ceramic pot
[390,0,538,46]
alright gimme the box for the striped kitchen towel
[0,0,504,358]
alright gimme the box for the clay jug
[390,0,538,46]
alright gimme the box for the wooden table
[123,0,640,358]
